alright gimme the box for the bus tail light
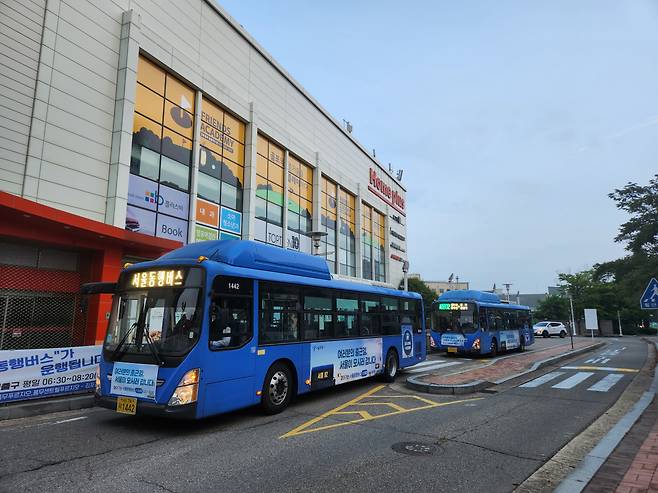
[168,369,200,406]
[472,338,480,351]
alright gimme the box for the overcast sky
[220,0,658,293]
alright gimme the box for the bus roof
[437,289,529,310]
[130,240,420,300]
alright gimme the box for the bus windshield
[432,302,478,334]
[104,267,204,358]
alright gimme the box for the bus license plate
[447,347,458,353]
[116,396,137,415]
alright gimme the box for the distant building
[408,274,469,294]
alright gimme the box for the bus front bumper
[95,394,197,419]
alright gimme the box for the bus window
[360,296,381,336]
[381,297,400,335]
[336,294,358,338]
[209,296,251,349]
[479,308,488,331]
[436,302,478,333]
[400,299,421,333]
[260,283,300,344]
[303,289,333,340]
[489,308,503,331]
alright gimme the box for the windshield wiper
[110,322,138,361]
[142,326,164,366]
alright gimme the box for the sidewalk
[407,339,604,394]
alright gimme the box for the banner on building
[0,345,101,403]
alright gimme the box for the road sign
[584,308,598,338]
[640,278,658,310]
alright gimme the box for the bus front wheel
[261,362,293,415]
[382,349,399,383]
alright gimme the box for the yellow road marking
[561,365,639,373]
[280,385,482,438]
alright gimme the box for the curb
[0,394,94,421]
[553,342,658,493]
[405,341,605,395]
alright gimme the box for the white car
[533,321,568,338]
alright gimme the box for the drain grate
[391,442,438,456]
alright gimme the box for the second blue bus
[430,290,533,356]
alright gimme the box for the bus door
[400,299,425,365]
[203,276,256,416]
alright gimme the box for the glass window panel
[304,294,332,311]
[199,147,222,179]
[300,163,313,183]
[299,215,309,233]
[135,84,164,123]
[268,162,284,186]
[336,297,358,312]
[159,155,189,191]
[255,197,267,220]
[137,56,165,95]
[130,144,160,181]
[257,134,268,157]
[132,113,162,153]
[163,100,194,139]
[288,173,300,196]
[223,112,245,144]
[161,127,192,165]
[197,172,220,203]
[267,183,284,206]
[266,202,282,225]
[268,142,284,167]
[288,194,301,213]
[288,210,299,231]
[221,181,240,210]
[288,156,301,177]
[256,155,268,178]
[222,159,243,189]
[255,175,268,202]
[165,74,195,114]
[223,137,244,166]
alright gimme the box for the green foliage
[533,294,570,321]
[608,174,658,255]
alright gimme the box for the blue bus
[429,290,533,356]
[90,240,425,419]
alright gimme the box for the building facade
[0,0,409,346]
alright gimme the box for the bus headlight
[168,369,199,406]
[95,369,101,394]
[472,338,481,351]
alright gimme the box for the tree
[403,277,438,317]
[533,294,569,322]
[608,174,658,256]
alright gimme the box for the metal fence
[0,281,88,351]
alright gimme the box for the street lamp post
[402,260,409,291]
[309,230,327,256]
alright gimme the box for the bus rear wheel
[261,362,293,415]
[382,349,399,383]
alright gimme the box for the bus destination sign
[128,269,186,289]
[438,302,470,311]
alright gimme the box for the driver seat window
[210,296,252,349]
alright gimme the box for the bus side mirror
[80,282,117,294]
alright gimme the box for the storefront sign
[126,205,156,236]
[194,224,218,242]
[286,230,312,254]
[127,174,158,211]
[254,219,282,247]
[309,338,382,389]
[156,215,187,243]
[220,207,242,235]
[219,231,240,241]
[368,168,405,215]
[196,198,219,228]
[110,362,158,400]
[157,184,189,220]
[0,345,101,403]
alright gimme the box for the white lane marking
[406,361,462,374]
[588,374,624,392]
[519,371,565,388]
[53,416,87,425]
[601,358,611,364]
[411,359,452,368]
[552,372,594,389]
[561,366,638,373]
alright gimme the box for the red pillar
[85,248,124,345]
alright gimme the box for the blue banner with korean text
[0,345,101,403]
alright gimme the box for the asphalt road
[0,337,647,493]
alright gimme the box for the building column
[383,206,391,285]
[242,103,258,240]
[334,183,341,275]
[187,89,203,242]
[355,186,363,278]
[282,149,289,248]
[105,10,141,228]
[312,152,321,232]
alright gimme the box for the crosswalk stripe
[519,371,565,388]
[406,361,462,374]
[552,372,594,389]
[412,360,451,368]
[561,366,639,373]
[587,374,624,392]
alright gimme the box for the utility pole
[617,310,623,337]
[503,283,512,303]
[569,295,577,336]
